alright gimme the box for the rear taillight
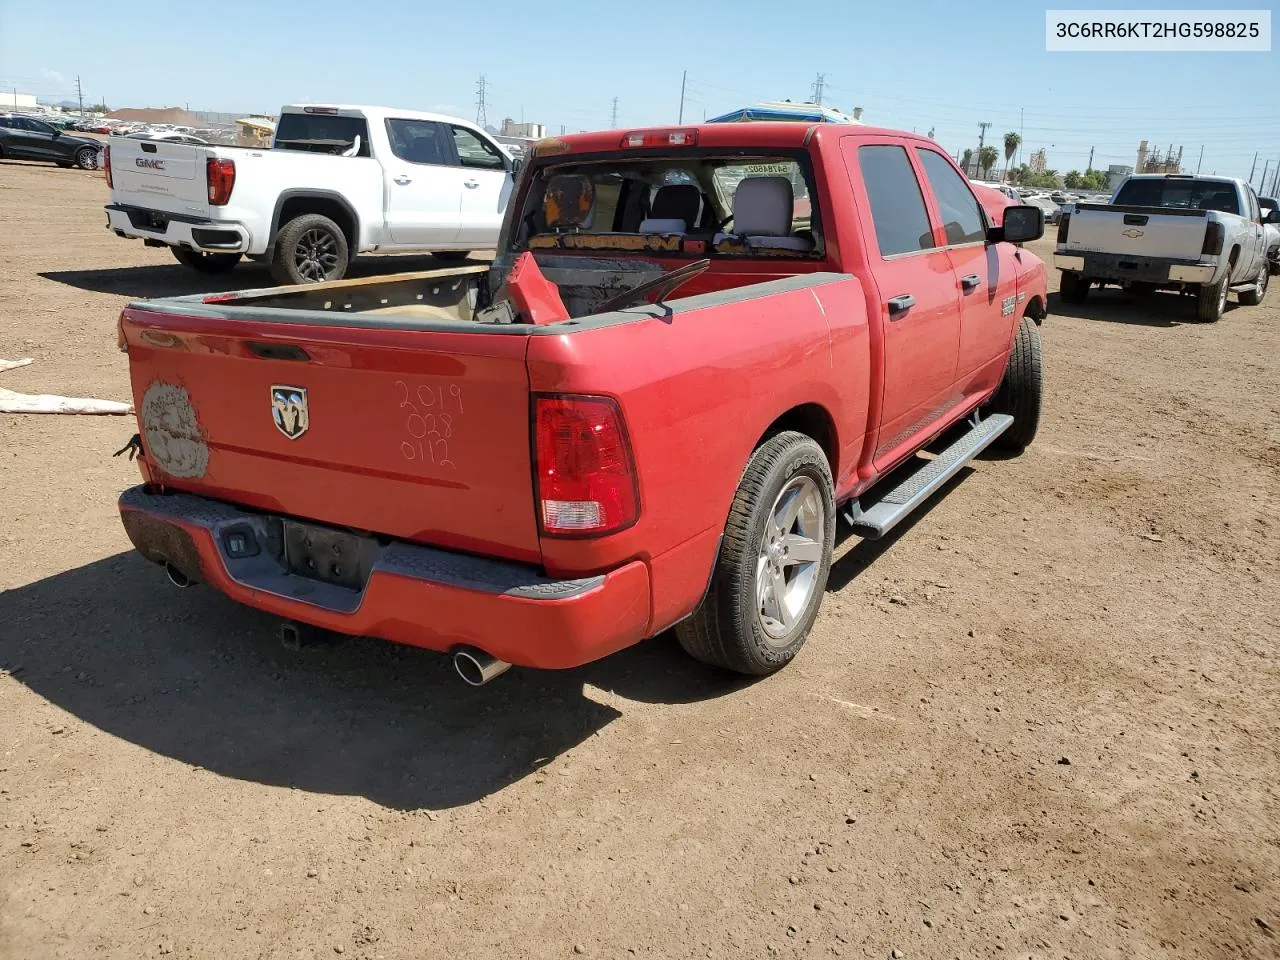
[103,144,112,187]
[1201,220,1224,256]
[206,158,236,205]
[534,395,639,536]
[1056,211,1070,244]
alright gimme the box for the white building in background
[501,118,545,140]
[0,91,38,111]
[1106,164,1134,191]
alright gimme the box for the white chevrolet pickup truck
[105,105,518,284]
[1054,174,1276,321]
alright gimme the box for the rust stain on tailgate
[140,381,209,479]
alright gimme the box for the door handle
[960,274,982,292]
[887,294,916,317]
[393,175,412,185]
[463,180,479,188]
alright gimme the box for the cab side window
[857,144,936,257]
[916,149,986,245]
[385,118,451,166]
[450,126,506,171]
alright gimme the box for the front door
[914,146,1019,394]
[843,140,961,471]
[382,117,466,246]
[447,124,513,246]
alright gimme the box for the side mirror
[995,205,1045,244]
[1265,209,1280,224]
[511,156,524,176]
[51,128,61,138]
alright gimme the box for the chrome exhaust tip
[165,564,193,588]
[452,646,511,687]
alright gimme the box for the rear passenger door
[381,117,466,246]
[843,140,961,471]
[915,147,1018,392]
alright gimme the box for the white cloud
[41,69,68,89]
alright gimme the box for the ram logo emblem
[271,385,309,440]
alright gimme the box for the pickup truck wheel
[1059,271,1089,304]
[1196,270,1230,322]
[271,214,349,285]
[987,316,1042,452]
[1237,264,1268,306]
[676,432,835,676]
[171,247,241,274]
[434,251,471,264]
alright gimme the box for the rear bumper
[1054,251,1217,285]
[118,486,652,670]
[106,204,251,254]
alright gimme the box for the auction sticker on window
[1046,9,1271,51]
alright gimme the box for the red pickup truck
[116,122,1048,684]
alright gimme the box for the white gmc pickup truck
[1054,174,1276,321]
[105,105,518,284]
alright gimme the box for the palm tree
[1002,132,1021,182]
[978,145,999,180]
[961,148,974,175]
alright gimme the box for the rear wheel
[986,316,1043,452]
[676,432,835,676]
[1196,269,1230,322]
[1059,271,1089,304]
[434,251,471,264]
[74,146,98,170]
[1237,263,1269,306]
[270,214,349,285]
[171,247,241,274]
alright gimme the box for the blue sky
[2,0,1277,185]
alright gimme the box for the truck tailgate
[1065,203,1208,260]
[120,306,541,564]
[108,137,212,215]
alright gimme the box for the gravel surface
[1,158,1278,960]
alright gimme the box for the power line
[811,73,826,105]
[474,75,488,127]
[678,70,686,125]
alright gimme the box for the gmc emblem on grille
[135,158,165,170]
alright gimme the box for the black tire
[1059,271,1089,304]
[987,316,1043,452]
[676,432,835,676]
[74,146,98,170]
[1237,262,1269,307]
[434,251,471,264]
[1196,269,1230,322]
[172,247,241,274]
[270,214,349,285]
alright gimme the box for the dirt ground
[1,158,1277,960]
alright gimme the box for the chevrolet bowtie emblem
[1121,228,1144,239]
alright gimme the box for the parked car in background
[1023,194,1063,224]
[1259,196,1280,274]
[972,183,1016,225]
[1055,174,1273,320]
[0,113,102,169]
[114,120,1048,683]
[105,104,518,284]
[125,131,209,145]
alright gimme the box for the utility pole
[976,121,991,176]
[1017,106,1024,169]
[1195,144,1204,175]
[611,97,618,127]
[678,70,686,124]
[76,75,84,117]
[1248,152,1258,186]
[474,75,488,128]
[1087,146,1094,173]
[811,73,826,105]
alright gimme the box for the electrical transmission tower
[475,75,488,127]
[611,97,618,127]
[811,73,826,105]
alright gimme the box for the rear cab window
[1113,178,1240,215]
[274,112,372,158]
[513,151,824,259]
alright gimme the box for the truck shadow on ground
[1047,289,1244,327]
[39,254,491,301]
[0,552,743,812]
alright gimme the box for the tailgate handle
[140,142,158,153]
[247,342,311,361]
[1123,214,1148,226]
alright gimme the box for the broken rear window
[516,155,822,258]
